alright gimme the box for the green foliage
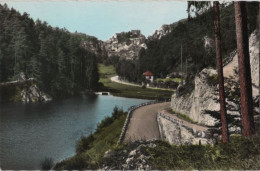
[138,8,216,78]
[117,31,139,43]
[147,133,260,170]
[115,59,140,83]
[76,134,95,153]
[207,73,218,86]
[156,78,182,83]
[96,106,124,133]
[0,4,99,98]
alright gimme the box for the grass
[167,109,197,123]
[54,108,127,170]
[155,77,182,83]
[98,64,173,100]
[146,133,260,170]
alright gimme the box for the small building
[143,71,154,82]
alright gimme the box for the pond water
[0,95,149,169]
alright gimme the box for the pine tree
[234,2,255,136]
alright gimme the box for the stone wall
[157,112,213,145]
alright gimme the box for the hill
[0,4,99,99]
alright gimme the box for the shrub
[207,74,218,86]
[112,106,124,120]
[41,157,54,170]
[96,116,114,132]
[76,134,95,153]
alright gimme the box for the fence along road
[123,102,171,143]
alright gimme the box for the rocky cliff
[171,68,221,126]
[249,30,259,88]
[147,19,186,40]
[104,30,147,60]
[170,30,259,130]
[81,30,147,60]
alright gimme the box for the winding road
[111,76,174,91]
[123,102,170,143]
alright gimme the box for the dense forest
[116,3,258,82]
[0,4,99,98]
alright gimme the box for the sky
[1,0,188,41]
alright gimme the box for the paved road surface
[123,102,171,143]
[111,76,174,91]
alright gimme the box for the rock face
[148,24,172,40]
[102,141,157,170]
[157,114,213,145]
[249,30,259,88]
[171,68,219,126]
[81,30,147,60]
[104,30,147,60]
[21,84,52,103]
[81,38,107,57]
[171,30,259,128]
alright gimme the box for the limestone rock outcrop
[170,30,259,129]
[21,84,52,103]
[171,68,219,126]
[157,113,213,145]
[102,141,157,170]
[249,30,259,88]
[81,30,147,60]
[104,30,147,60]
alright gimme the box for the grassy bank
[54,107,127,170]
[98,64,173,99]
[147,134,260,170]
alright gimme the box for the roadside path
[123,102,170,143]
[111,76,141,87]
[111,76,174,91]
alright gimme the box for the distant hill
[115,3,258,82]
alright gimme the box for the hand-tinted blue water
[0,95,149,169]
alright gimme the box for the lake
[0,95,149,169]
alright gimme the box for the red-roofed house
[143,71,154,82]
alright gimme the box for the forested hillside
[0,4,99,98]
[116,3,258,82]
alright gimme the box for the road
[111,76,174,91]
[123,102,171,143]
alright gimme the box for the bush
[112,106,124,120]
[207,74,218,86]
[41,157,54,170]
[96,106,124,133]
[96,116,114,133]
[76,134,95,153]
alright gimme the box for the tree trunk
[258,2,260,116]
[214,1,229,143]
[234,2,255,136]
